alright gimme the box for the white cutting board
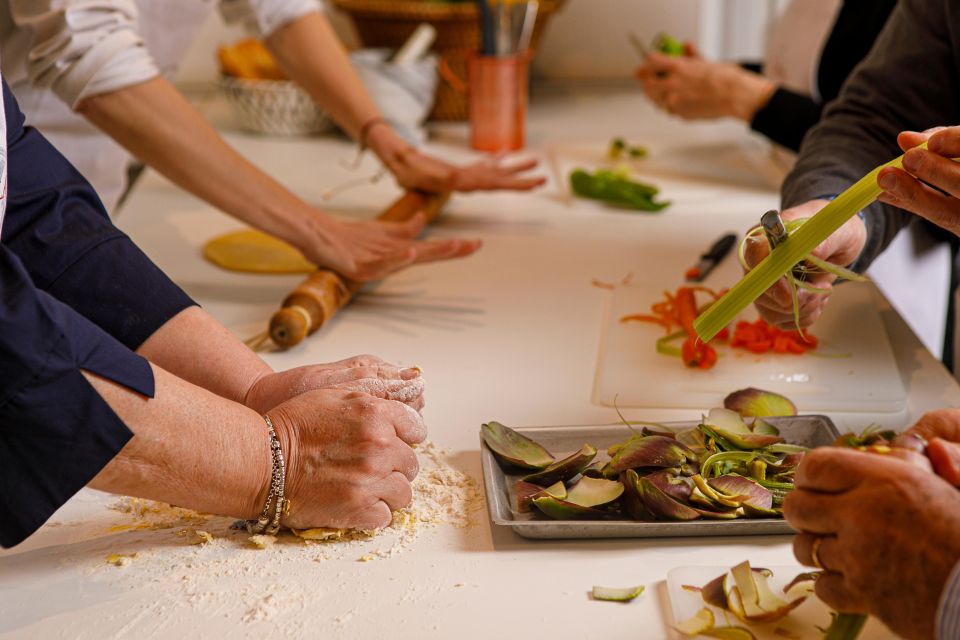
[593,281,906,413]
[666,565,892,639]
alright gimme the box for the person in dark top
[0,79,428,548]
[635,0,897,152]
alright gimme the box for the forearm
[782,0,952,269]
[136,306,272,407]
[76,77,322,253]
[265,12,379,140]
[87,365,269,521]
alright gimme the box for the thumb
[684,41,702,58]
[401,211,427,238]
[928,438,960,487]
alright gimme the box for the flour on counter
[87,441,482,625]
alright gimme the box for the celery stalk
[823,612,868,640]
[693,144,925,342]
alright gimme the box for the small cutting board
[666,565,892,639]
[593,282,906,413]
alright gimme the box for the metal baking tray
[480,416,840,539]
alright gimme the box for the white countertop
[2,85,957,639]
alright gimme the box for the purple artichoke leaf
[531,495,610,520]
[522,443,598,486]
[708,475,773,510]
[482,421,555,470]
[636,476,701,521]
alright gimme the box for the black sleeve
[0,81,195,350]
[783,0,960,272]
[749,88,824,152]
[0,245,154,548]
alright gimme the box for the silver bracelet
[245,414,288,535]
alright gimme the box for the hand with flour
[243,355,425,414]
[267,388,426,530]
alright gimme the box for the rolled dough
[203,229,314,274]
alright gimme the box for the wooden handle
[268,191,451,348]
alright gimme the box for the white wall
[176,0,786,87]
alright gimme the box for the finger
[643,52,682,73]
[928,438,960,487]
[411,395,425,412]
[781,490,843,535]
[815,572,868,615]
[793,448,876,492]
[498,176,547,191]
[387,212,427,240]
[901,148,960,199]
[878,168,960,234]
[331,354,389,369]
[333,377,425,407]
[501,157,540,173]
[907,409,960,442]
[684,42,701,58]
[410,239,482,263]
[388,400,427,445]
[926,126,960,155]
[348,501,393,530]
[754,286,828,321]
[897,127,947,152]
[793,532,842,571]
[753,297,826,329]
[342,365,420,382]
[353,247,417,282]
[378,471,414,512]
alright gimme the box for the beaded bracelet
[245,414,288,535]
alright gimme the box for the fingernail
[400,367,421,380]
[902,150,923,172]
[878,172,900,192]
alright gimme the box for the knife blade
[685,232,738,282]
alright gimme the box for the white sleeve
[218,0,324,38]
[10,0,159,108]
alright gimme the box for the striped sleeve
[938,561,960,639]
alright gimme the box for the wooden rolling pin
[267,191,451,349]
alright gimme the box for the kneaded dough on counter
[203,229,315,274]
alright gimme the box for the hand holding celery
[694,144,927,343]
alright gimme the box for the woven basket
[331,0,567,121]
[220,76,333,136]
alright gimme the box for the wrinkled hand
[744,199,866,329]
[878,126,960,234]
[907,409,960,487]
[785,447,960,640]
[634,44,775,122]
[267,388,426,530]
[305,211,481,282]
[244,354,424,414]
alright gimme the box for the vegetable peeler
[760,209,804,279]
